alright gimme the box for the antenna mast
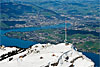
[64,21,67,43]
[64,21,69,45]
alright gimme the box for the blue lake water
[0,23,69,48]
[82,52,100,67]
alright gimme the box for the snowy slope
[0,43,94,67]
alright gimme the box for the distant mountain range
[1,2,61,19]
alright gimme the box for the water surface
[0,23,70,48]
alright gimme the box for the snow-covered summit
[0,43,94,67]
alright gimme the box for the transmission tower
[64,21,69,45]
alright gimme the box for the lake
[82,52,100,67]
[0,23,70,48]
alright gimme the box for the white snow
[0,43,94,67]
[0,47,18,56]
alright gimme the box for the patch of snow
[0,43,94,67]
